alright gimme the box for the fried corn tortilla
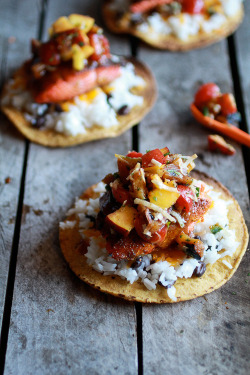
[102,1,244,51]
[1,58,156,147]
[59,171,248,303]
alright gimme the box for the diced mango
[148,189,180,209]
[106,206,137,236]
[72,44,94,71]
[50,16,74,34]
[68,14,95,33]
[72,44,85,71]
[144,165,164,177]
[79,88,102,103]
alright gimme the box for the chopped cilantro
[207,7,216,15]
[79,41,84,46]
[164,152,170,156]
[153,196,157,202]
[202,106,210,117]
[167,169,182,177]
[210,224,223,234]
[195,187,200,197]
[166,221,171,228]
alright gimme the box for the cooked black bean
[54,103,63,112]
[86,215,96,223]
[130,13,144,26]
[158,279,175,289]
[194,235,201,240]
[117,105,129,116]
[185,243,201,260]
[193,261,206,277]
[131,256,150,271]
[99,190,121,216]
[33,115,45,128]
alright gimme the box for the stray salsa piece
[194,82,240,125]
[208,134,236,156]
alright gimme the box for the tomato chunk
[175,185,194,212]
[217,93,237,116]
[194,83,220,109]
[88,33,110,63]
[126,151,143,158]
[181,0,204,14]
[134,215,168,244]
[111,184,132,204]
[141,149,167,167]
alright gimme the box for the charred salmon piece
[106,232,155,261]
[34,64,121,103]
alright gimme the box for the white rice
[133,0,242,40]
[60,181,239,301]
[2,62,145,136]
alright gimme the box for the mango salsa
[148,188,180,209]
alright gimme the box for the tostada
[1,14,156,147]
[102,0,244,50]
[59,147,248,303]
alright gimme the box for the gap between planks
[0,1,49,373]
[129,34,144,375]
[227,35,250,197]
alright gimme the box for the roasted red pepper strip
[190,103,250,148]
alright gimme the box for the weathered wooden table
[0,1,249,374]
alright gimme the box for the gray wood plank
[235,1,250,131]
[0,0,40,328]
[138,25,250,375]
[4,0,137,374]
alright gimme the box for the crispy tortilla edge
[59,171,249,303]
[102,2,244,51]
[1,58,156,147]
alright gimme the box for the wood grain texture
[4,1,137,374]
[235,0,250,132]
[0,0,38,328]
[138,16,250,375]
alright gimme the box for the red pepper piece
[208,135,236,155]
[141,149,168,167]
[126,151,143,158]
[175,185,194,212]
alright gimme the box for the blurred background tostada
[102,0,244,50]
[1,14,156,147]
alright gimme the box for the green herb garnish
[153,196,157,202]
[202,106,210,117]
[164,152,170,156]
[195,187,200,197]
[210,224,223,234]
